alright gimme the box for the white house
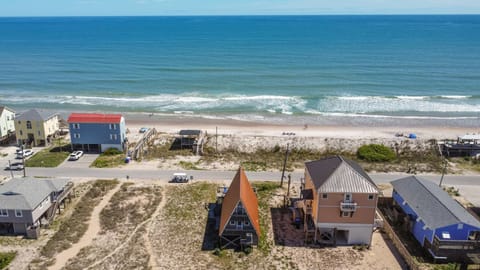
[0,106,16,140]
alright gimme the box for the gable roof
[16,109,58,121]
[0,106,15,116]
[305,155,378,194]
[68,113,123,124]
[391,176,480,229]
[0,177,70,210]
[219,167,260,237]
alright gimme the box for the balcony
[340,202,357,212]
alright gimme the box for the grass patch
[178,160,201,170]
[450,157,480,172]
[142,137,194,161]
[39,180,118,259]
[25,147,70,167]
[0,252,16,269]
[100,183,162,232]
[0,153,7,157]
[253,182,281,255]
[91,149,125,168]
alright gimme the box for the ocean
[0,15,479,125]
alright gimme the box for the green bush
[357,144,396,162]
[103,148,123,156]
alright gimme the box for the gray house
[0,177,73,238]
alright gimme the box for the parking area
[0,145,46,171]
[58,153,99,168]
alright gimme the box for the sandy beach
[124,112,476,139]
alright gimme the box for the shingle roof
[16,109,58,121]
[391,176,480,229]
[219,167,260,237]
[0,177,70,210]
[305,156,378,194]
[68,113,123,124]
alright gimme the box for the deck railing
[340,202,357,212]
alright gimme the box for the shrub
[244,247,252,255]
[0,252,16,269]
[103,148,123,156]
[357,144,396,162]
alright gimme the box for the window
[342,211,350,217]
[368,194,374,200]
[38,131,41,136]
[458,224,464,230]
[18,120,21,124]
[26,121,32,129]
[245,220,250,226]
[109,124,117,130]
[322,193,328,199]
[110,134,117,140]
[230,220,236,226]
[73,133,80,139]
[15,210,22,217]
[73,123,80,129]
[0,209,8,217]
[344,193,352,202]
[19,130,23,136]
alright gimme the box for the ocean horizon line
[1,14,480,19]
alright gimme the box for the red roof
[67,113,123,124]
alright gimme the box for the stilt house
[219,167,260,249]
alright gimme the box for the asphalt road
[2,166,478,186]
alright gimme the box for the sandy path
[145,188,166,269]
[48,184,121,270]
[85,186,166,269]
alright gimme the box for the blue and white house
[68,113,126,153]
[391,176,480,261]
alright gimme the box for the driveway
[58,153,99,169]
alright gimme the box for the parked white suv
[16,149,33,159]
[68,151,84,161]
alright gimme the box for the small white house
[0,106,16,140]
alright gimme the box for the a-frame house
[218,167,260,249]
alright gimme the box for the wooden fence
[377,208,421,270]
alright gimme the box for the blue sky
[1,0,480,16]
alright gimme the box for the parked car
[139,127,149,133]
[16,149,33,159]
[68,151,84,161]
[170,173,191,183]
[5,162,24,170]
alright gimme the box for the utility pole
[439,158,447,187]
[21,145,26,177]
[286,174,292,198]
[8,160,13,178]
[280,143,290,187]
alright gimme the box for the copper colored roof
[219,167,260,237]
[68,113,122,124]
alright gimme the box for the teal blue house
[67,113,126,153]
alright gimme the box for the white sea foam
[439,95,472,99]
[395,96,429,100]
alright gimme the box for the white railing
[340,202,357,212]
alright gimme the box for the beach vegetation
[178,160,201,170]
[0,252,16,269]
[357,144,396,162]
[142,137,194,161]
[253,182,280,255]
[38,180,118,264]
[91,148,125,168]
[25,145,70,167]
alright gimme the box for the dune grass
[0,252,16,270]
